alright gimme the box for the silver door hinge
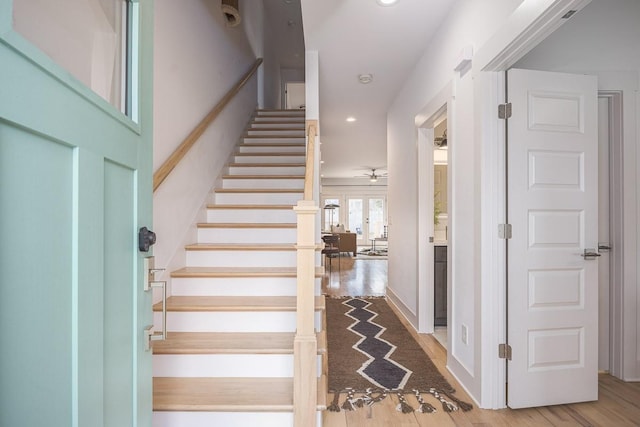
[498,224,512,239]
[499,343,512,360]
[498,103,512,119]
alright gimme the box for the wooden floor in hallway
[321,255,640,427]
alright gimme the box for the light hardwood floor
[321,256,640,426]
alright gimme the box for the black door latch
[138,227,157,252]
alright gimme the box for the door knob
[138,227,156,252]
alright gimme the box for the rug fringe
[327,388,472,415]
[327,391,341,412]
[413,389,436,413]
[395,392,414,413]
[442,390,474,411]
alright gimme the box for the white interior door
[285,82,305,109]
[507,68,598,408]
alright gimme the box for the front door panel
[0,1,153,425]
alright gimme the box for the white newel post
[293,200,319,426]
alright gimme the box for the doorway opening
[416,82,452,339]
[284,81,305,110]
[433,119,449,348]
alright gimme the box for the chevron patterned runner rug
[326,297,472,415]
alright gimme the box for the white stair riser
[247,129,305,136]
[243,137,305,144]
[153,354,323,378]
[227,165,305,175]
[157,311,323,333]
[251,122,304,129]
[234,155,305,164]
[238,145,305,153]
[170,277,321,297]
[221,178,304,189]
[206,209,296,223]
[186,250,297,268]
[153,412,299,427]
[214,192,302,205]
[197,228,296,244]
[153,354,290,377]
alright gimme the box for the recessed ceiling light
[320,160,325,164]
[358,74,373,84]
[346,117,357,122]
[376,0,399,6]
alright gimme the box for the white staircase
[152,110,326,427]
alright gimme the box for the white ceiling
[299,0,457,178]
[263,0,306,69]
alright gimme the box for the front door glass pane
[348,199,364,241]
[368,198,385,241]
[13,0,128,113]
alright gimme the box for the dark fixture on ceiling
[221,0,241,27]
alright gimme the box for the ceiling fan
[356,168,388,182]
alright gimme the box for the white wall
[514,0,640,381]
[153,0,261,279]
[263,29,281,109]
[242,0,265,108]
[387,0,524,403]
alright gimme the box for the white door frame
[599,90,625,379]
[416,83,452,334]
[473,0,595,409]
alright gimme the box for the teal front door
[0,1,154,426]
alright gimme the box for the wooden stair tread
[214,188,303,193]
[243,135,305,139]
[247,128,304,131]
[228,162,305,167]
[153,377,326,412]
[185,243,322,251]
[249,123,305,127]
[257,108,305,112]
[213,190,301,197]
[207,204,294,210]
[171,266,324,278]
[152,331,326,355]
[244,135,304,139]
[153,295,326,312]
[197,222,296,228]
[222,175,304,179]
[240,142,305,147]
[235,153,304,157]
[254,110,306,117]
